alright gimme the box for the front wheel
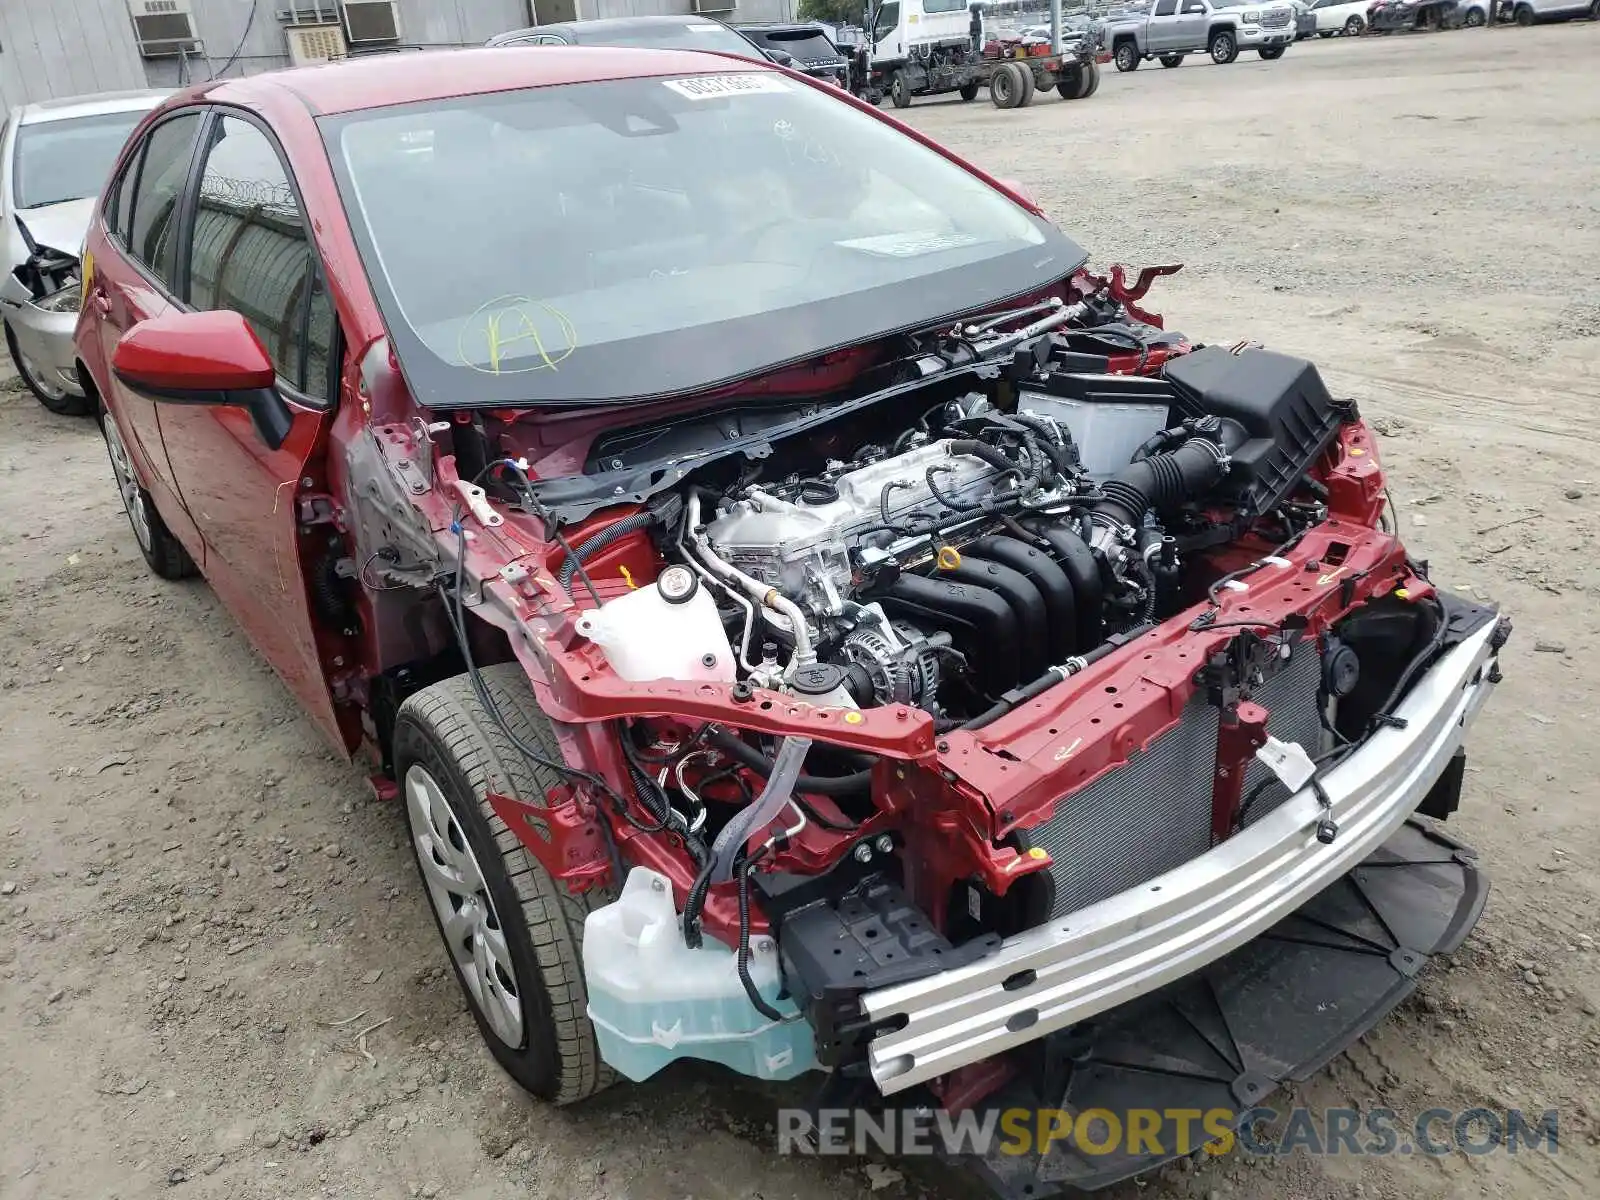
[1209,30,1238,63]
[1159,53,1185,67]
[1078,60,1102,97]
[1114,40,1141,71]
[4,322,90,416]
[394,664,618,1106]
[1464,6,1486,23]
[1259,46,1286,59]
[1055,66,1082,99]
[889,71,912,108]
[959,80,980,101]
[1344,15,1365,33]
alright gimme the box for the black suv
[731,23,853,87]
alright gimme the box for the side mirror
[112,310,293,450]
[764,47,796,66]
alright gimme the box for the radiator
[1030,644,1327,918]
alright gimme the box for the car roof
[487,15,733,45]
[205,46,771,118]
[16,88,172,125]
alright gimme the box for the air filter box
[1163,346,1348,518]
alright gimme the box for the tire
[991,62,1022,108]
[959,80,980,101]
[1464,6,1486,23]
[394,664,619,1106]
[1259,46,1286,58]
[1515,4,1533,23]
[1013,61,1036,107]
[889,71,912,108]
[1344,15,1365,33]
[1114,40,1141,71]
[100,401,196,580]
[1055,66,1082,98]
[4,322,91,416]
[1079,61,1101,97]
[1159,53,1185,67]
[1590,0,1600,19]
[1209,29,1238,63]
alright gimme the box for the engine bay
[548,329,1350,728]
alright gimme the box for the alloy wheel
[102,410,153,553]
[405,764,525,1048]
[13,347,68,404]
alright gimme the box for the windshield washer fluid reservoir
[574,565,735,683]
[583,867,817,1083]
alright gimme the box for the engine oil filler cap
[656,565,699,605]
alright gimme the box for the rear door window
[126,113,202,290]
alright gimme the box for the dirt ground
[3,23,1599,1200]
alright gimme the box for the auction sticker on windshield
[663,74,791,100]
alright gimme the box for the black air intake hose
[1092,437,1228,533]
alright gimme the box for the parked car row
[1107,0,1589,69]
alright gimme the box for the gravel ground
[3,24,1599,1200]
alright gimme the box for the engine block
[702,439,1002,607]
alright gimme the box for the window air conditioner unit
[285,22,349,65]
[127,0,202,57]
[341,0,402,43]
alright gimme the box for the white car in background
[1309,0,1374,33]
[0,89,168,414]
[1502,0,1595,23]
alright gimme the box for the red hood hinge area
[1074,262,1184,329]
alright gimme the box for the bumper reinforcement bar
[862,619,1501,1095]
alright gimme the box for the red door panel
[154,111,350,752]
[92,269,201,556]
[92,110,208,558]
[153,399,346,748]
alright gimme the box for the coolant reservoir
[582,867,818,1083]
[573,566,735,683]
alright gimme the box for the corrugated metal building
[2,0,799,120]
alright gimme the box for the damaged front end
[0,219,87,403]
[346,267,1507,1193]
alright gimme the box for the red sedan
[76,45,1505,1192]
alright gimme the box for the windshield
[325,72,1080,408]
[578,22,761,58]
[12,110,147,210]
[743,28,843,61]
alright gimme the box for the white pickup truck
[1105,0,1298,69]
